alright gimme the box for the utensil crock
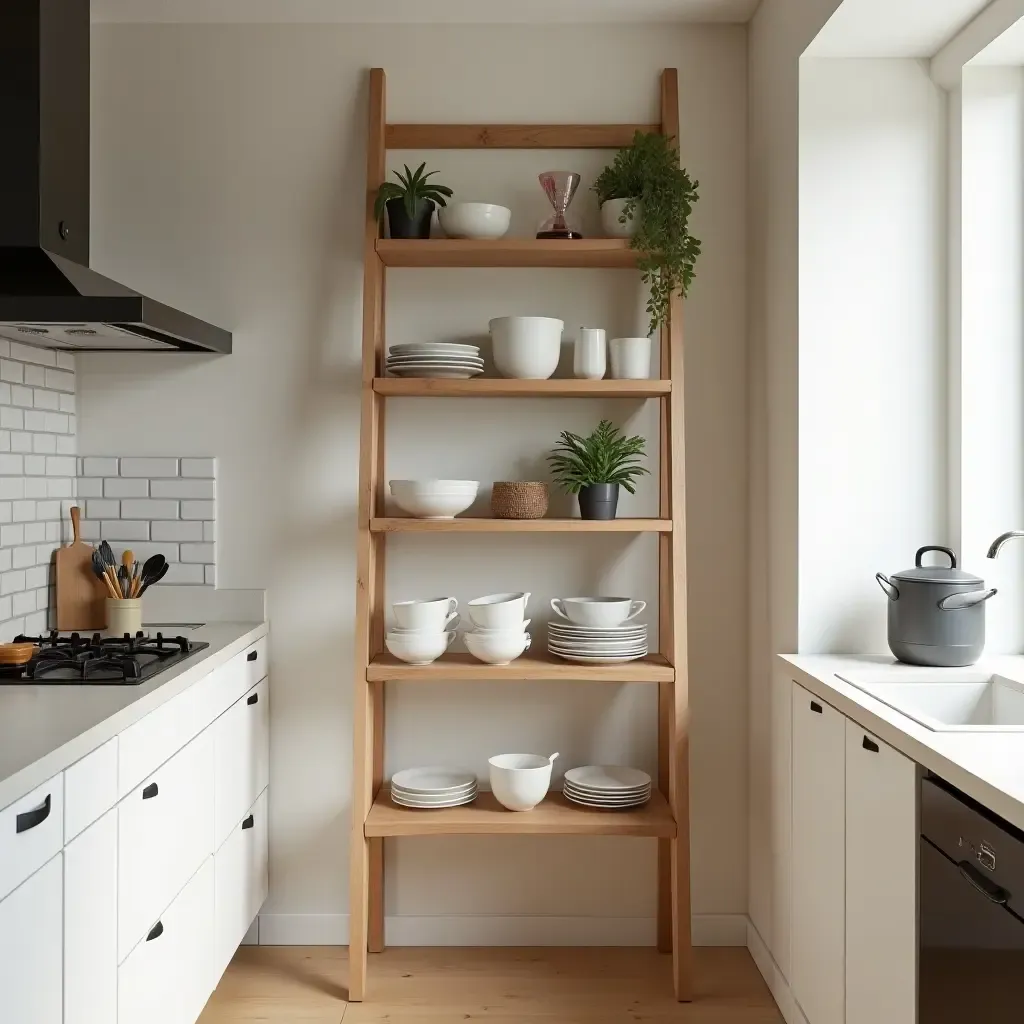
[105,598,142,638]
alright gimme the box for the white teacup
[385,629,456,666]
[467,592,531,629]
[469,619,531,635]
[550,596,647,628]
[393,597,458,632]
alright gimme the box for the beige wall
[82,22,748,941]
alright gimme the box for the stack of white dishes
[390,766,478,809]
[390,479,479,519]
[386,342,484,379]
[385,596,459,665]
[563,765,652,809]
[464,592,532,665]
[547,596,648,664]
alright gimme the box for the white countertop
[0,621,267,812]
[782,653,1024,832]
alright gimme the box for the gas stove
[6,630,210,685]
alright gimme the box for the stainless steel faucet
[987,531,1024,558]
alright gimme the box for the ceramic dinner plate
[392,782,477,799]
[389,343,481,356]
[550,652,648,664]
[548,642,648,654]
[392,792,478,809]
[391,766,477,793]
[388,366,485,378]
[563,786,651,803]
[565,766,652,790]
[387,354,484,363]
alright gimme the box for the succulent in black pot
[373,162,453,239]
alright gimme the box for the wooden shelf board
[376,238,639,269]
[367,650,673,683]
[373,378,670,398]
[386,123,660,150]
[371,517,671,534]
[365,789,675,838]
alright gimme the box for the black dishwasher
[920,774,1024,1022]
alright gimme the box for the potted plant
[592,130,701,336]
[547,419,649,520]
[373,162,453,239]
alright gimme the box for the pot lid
[891,545,984,585]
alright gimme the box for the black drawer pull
[242,814,255,830]
[146,921,164,941]
[862,736,879,753]
[15,793,51,834]
[247,651,258,662]
[810,701,822,714]
[247,693,258,705]
[142,782,159,799]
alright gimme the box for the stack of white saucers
[563,766,652,809]
[390,766,478,809]
[547,621,648,664]
[386,343,484,379]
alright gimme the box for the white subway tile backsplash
[24,455,45,476]
[120,498,178,519]
[55,353,74,371]
[25,566,46,589]
[1,524,23,547]
[24,524,45,545]
[104,478,148,498]
[12,546,35,570]
[0,408,23,430]
[0,361,23,384]
[181,500,214,520]
[0,596,13,622]
[44,413,69,433]
[79,519,100,542]
[46,479,72,499]
[151,479,214,499]
[203,521,214,542]
[31,433,56,454]
[23,365,45,388]
[32,390,59,411]
[180,543,214,564]
[10,386,33,408]
[44,369,74,393]
[1,571,25,595]
[0,455,23,475]
[165,563,204,585]
[58,394,75,414]
[9,343,55,366]
[12,591,35,617]
[83,457,118,476]
[120,458,179,478]
[130,542,178,563]
[86,499,120,519]
[0,479,24,500]
[0,433,10,453]
[11,433,31,453]
[12,502,35,524]
[24,411,46,432]
[0,551,11,573]
[204,565,216,585]
[46,456,76,476]
[180,458,215,478]
[24,479,46,499]
[56,436,75,456]
[101,521,149,542]
[0,505,11,525]
[77,478,103,498]
[151,520,202,542]
[35,501,59,520]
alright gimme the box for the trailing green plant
[373,162,453,222]
[592,130,701,335]
[547,419,649,495]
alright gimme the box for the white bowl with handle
[488,752,558,811]
[467,592,531,629]
[439,202,512,240]
[550,596,646,628]
[489,316,564,379]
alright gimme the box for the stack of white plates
[390,766,478,809]
[563,766,652,809]
[547,621,648,664]
[387,343,484,379]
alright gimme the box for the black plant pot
[386,198,434,239]
[578,483,620,520]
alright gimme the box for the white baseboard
[746,920,807,1024]
[255,912,748,947]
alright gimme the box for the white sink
[836,672,1024,731]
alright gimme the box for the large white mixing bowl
[439,203,511,240]
[488,316,564,379]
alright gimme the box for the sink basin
[836,673,1024,731]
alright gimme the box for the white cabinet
[0,854,63,1024]
[845,721,917,1024]
[791,685,846,1024]
[0,774,64,902]
[65,808,118,1024]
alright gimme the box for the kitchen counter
[0,620,267,812]
[783,653,1024,832]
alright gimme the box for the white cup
[393,597,458,632]
[489,752,557,811]
[609,337,653,380]
[550,596,647,628]
[573,327,606,380]
[467,592,531,629]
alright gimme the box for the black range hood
[0,0,231,353]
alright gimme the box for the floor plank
[198,946,782,1024]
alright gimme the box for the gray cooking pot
[875,546,997,667]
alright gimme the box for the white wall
[82,23,748,942]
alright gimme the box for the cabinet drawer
[118,857,214,1024]
[65,737,118,842]
[214,677,269,849]
[243,636,268,688]
[0,774,63,902]
[214,788,269,980]
[118,729,214,962]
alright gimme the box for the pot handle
[875,573,899,602]
[916,545,957,569]
[939,588,998,611]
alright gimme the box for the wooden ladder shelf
[350,67,691,1003]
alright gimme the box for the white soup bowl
[385,629,455,665]
[489,753,555,811]
[467,592,531,629]
[489,316,564,379]
[439,203,512,240]
[465,630,531,666]
[390,479,478,519]
[550,596,646,628]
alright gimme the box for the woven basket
[491,481,549,520]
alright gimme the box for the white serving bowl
[489,316,564,380]
[467,592,531,629]
[550,596,646,628]
[390,479,479,519]
[465,630,531,666]
[439,203,512,240]
[385,629,455,665]
[488,753,554,811]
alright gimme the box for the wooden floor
[197,945,783,1023]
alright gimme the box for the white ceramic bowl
[488,753,553,811]
[550,596,647,628]
[489,316,564,380]
[385,629,454,665]
[467,592,531,629]
[439,203,512,240]
[390,480,479,519]
[465,630,531,666]
[468,618,531,634]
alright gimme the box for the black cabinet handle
[146,921,164,941]
[247,693,258,705]
[247,651,258,662]
[142,782,159,799]
[862,736,879,753]
[15,793,51,834]
[958,859,1011,904]
[242,814,255,830]
[810,701,822,714]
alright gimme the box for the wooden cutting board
[56,506,106,631]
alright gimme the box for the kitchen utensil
[490,481,549,520]
[467,592,530,629]
[464,629,531,665]
[574,327,606,380]
[550,597,646,627]
[600,197,642,238]
[384,629,455,665]
[609,337,653,379]
[389,479,479,519]
[537,171,583,239]
[138,560,169,596]
[489,316,564,380]
[92,550,120,600]
[106,598,142,638]
[875,546,997,667]
[56,506,106,631]
[393,597,459,632]
[438,202,512,239]
[488,752,557,811]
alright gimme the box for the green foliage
[592,131,701,335]
[547,419,649,495]
[373,162,453,222]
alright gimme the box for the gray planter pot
[578,483,619,520]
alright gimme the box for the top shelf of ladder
[376,238,640,269]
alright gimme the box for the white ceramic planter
[600,197,642,238]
